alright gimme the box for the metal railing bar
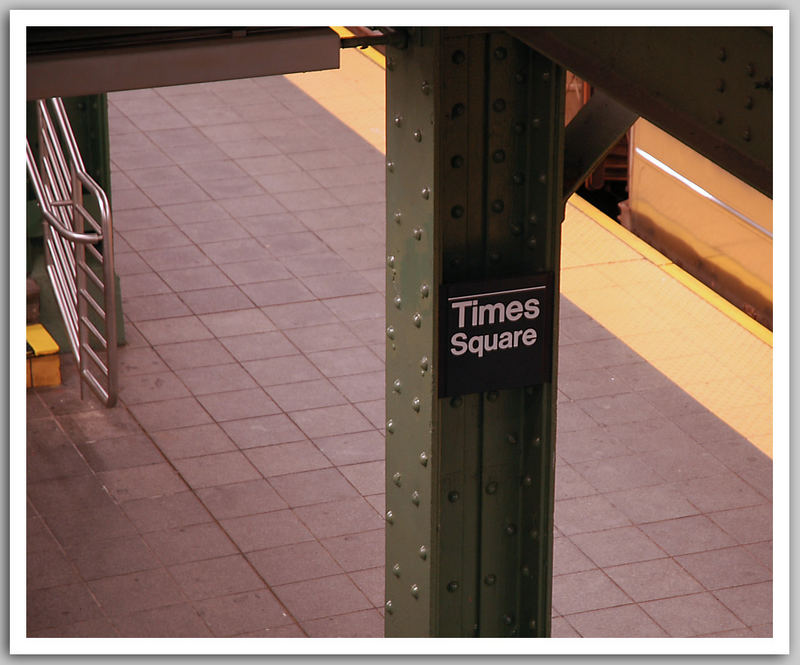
[83,344,108,375]
[80,316,108,350]
[78,288,105,319]
[27,144,102,245]
[45,239,78,309]
[51,98,112,223]
[77,260,105,291]
[81,368,112,406]
[86,242,104,264]
[45,263,80,355]
[44,233,78,302]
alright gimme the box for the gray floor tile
[113,603,213,637]
[172,451,261,488]
[155,338,235,370]
[292,496,385,540]
[168,554,264,601]
[247,540,343,586]
[221,510,315,552]
[127,396,212,431]
[301,608,383,638]
[266,378,347,412]
[604,558,704,602]
[142,522,238,566]
[176,363,258,396]
[269,468,360,507]
[288,404,373,440]
[640,592,746,637]
[196,479,287,520]
[273,574,371,622]
[193,589,294,637]
[88,569,186,617]
[245,440,332,477]
[221,414,307,449]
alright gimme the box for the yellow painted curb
[26,324,61,388]
[332,26,387,70]
[27,323,59,356]
[568,194,773,348]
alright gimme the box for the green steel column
[385,27,565,638]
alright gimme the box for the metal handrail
[26,97,118,407]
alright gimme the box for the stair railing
[26,97,118,407]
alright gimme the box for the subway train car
[620,118,773,330]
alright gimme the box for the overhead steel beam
[507,27,773,198]
[562,89,638,204]
[27,26,340,99]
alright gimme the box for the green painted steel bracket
[385,27,564,638]
[508,26,773,198]
[562,89,638,205]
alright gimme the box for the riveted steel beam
[562,89,638,204]
[508,27,773,198]
[27,26,340,99]
[385,27,563,638]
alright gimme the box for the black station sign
[439,273,554,397]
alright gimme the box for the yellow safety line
[332,26,387,69]
[569,194,773,348]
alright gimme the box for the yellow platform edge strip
[569,194,773,348]
[332,27,387,69]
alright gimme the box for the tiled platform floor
[24,52,772,640]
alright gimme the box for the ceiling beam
[508,27,772,198]
[27,27,340,99]
[562,89,638,204]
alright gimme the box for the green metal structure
[385,27,565,638]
